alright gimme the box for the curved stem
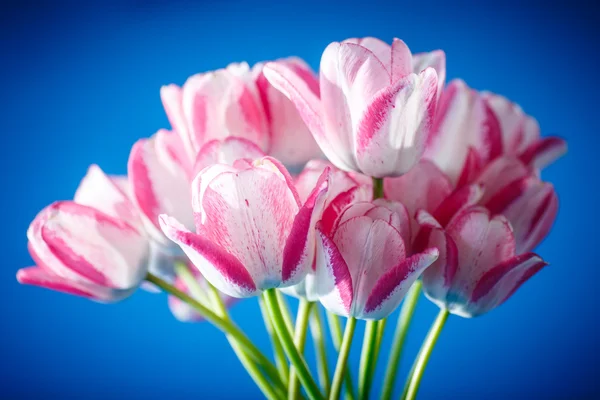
[380,281,421,400]
[263,289,324,400]
[259,296,290,385]
[289,300,314,400]
[329,317,357,400]
[372,177,384,199]
[277,290,295,336]
[326,312,356,400]
[207,283,285,400]
[145,273,283,389]
[310,307,331,396]
[358,320,379,400]
[402,308,449,400]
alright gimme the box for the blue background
[2,0,598,398]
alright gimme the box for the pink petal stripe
[456,147,483,187]
[519,136,567,170]
[17,266,97,299]
[193,137,265,176]
[364,248,438,314]
[471,252,547,303]
[159,215,257,293]
[316,225,353,314]
[282,168,329,281]
[433,183,484,228]
[484,176,537,215]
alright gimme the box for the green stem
[259,297,290,385]
[380,281,422,400]
[145,273,283,389]
[329,317,357,400]
[289,300,314,400]
[206,283,285,400]
[372,318,387,376]
[402,308,449,400]
[263,289,324,400]
[358,321,379,400]
[372,177,384,200]
[277,290,295,336]
[310,307,331,396]
[326,312,356,400]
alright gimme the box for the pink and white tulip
[128,129,195,280]
[160,63,269,163]
[17,201,149,302]
[161,60,322,167]
[264,37,442,178]
[282,160,372,300]
[314,200,439,319]
[424,80,566,184]
[417,207,547,317]
[159,157,325,297]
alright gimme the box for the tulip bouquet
[17,37,566,400]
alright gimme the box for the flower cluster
[18,36,565,399]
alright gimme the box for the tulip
[264,37,442,177]
[424,80,566,184]
[417,206,547,317]
[282,160,372,300]
[160,63,269,162]
[161,60,322,167]
[17,201,149,302]
[314,200,439,319]
[159,157,325,297]
[128,129,196,280]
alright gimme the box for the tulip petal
[363,248,438,319]
[355,68,438,177]
[425,80,502,184]
[181,67,268,152]
[17,266,119,301]
[344,37,392,72]
[470,252,547,316]
[332,217,406,317]
[159,215,258,297]
[384,160,453,217]
[193,137,265,176]
[40,202,148,290]
[412,50,446,99]
[282,167,329,284]
[501,182,558,253]
[195,162,300,290]
[74,165,141,229]
[256,58,323,166]
[128,129,194,243]
[456,146,483,187]
[476,157,530,205]
[519,136,567,170]
[420,227,459,306]
[314,226,354,316]
[263,61,339,168]
[160,84,195,160]
[446,208,516,296]
[432,183,484,228]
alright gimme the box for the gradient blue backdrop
[2,0,598,398]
